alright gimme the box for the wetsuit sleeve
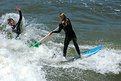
[15,10,22,38]
[52,24,63,33]
[16,10,22,26]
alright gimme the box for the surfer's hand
[49,32,53,36]
[17,5,21,11]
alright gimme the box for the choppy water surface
[0,0,121,81]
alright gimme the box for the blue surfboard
[67,45,103,61]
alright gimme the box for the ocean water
[0,0,121,81]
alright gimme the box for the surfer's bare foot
[79,54,82,58]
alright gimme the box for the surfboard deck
[66,45,103,62]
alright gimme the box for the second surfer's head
[8,18,15,26]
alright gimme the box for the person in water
[7,5,22,38]
[49,13,82,58]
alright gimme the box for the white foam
[0,13,47,81]
[48,46,121,74]
[0,35,46,81]
[0,12,121,81]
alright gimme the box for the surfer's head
[59,13,69,27]
[8,18,15,26]
[59,13,66,21]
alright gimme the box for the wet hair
[7,18,14,24]
[60,13,66,21]
[59,13,69,27]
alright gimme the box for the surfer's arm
[11,8,22,30]
[16,10,22,25]
[16,5,22,26]
[49,24,63,36]
[49,27,62,36]
[16,6,22,34]
[52,24,62,33]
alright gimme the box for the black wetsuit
[12,10,22,38]
[52,18,80,57]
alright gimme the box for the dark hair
[7,18,14,24]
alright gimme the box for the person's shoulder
[59,23,62,26]
[18,10,22,12]
[67,18,70,21]
[67,18,71,22]
[12,25,16,29]
[66,18,71,25]
[59,23,63,28]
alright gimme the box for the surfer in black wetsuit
[49,13,82,58]
[7,5,22,38]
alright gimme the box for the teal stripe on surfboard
[30,42,40,48]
